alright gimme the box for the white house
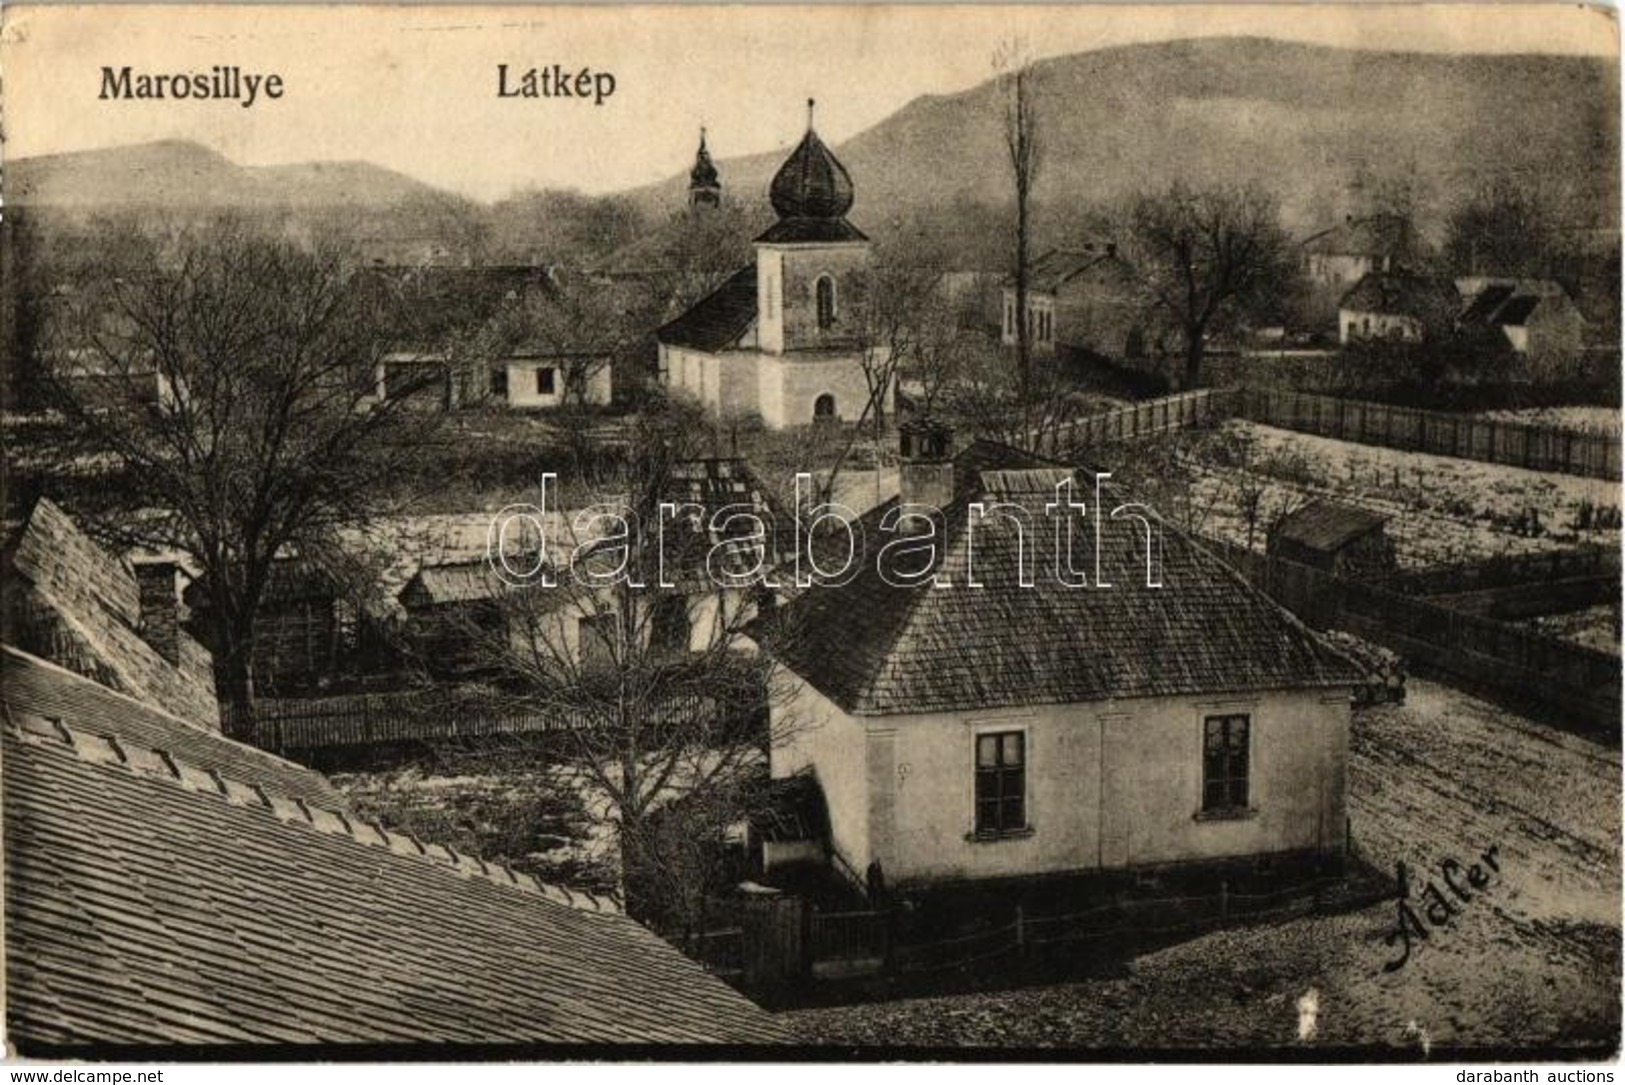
[657,106,889,429]
[755,431,1362,892]
[1302,214,1412,289]
[1337,270,1460,346]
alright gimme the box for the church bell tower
[755,100,871,356]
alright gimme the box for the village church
[657,104,888,429]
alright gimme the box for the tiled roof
[1461,283,1518,324]
[662,458,797,585]
[3,646,788,1053]
[400,559,525,608]
[1492,295,1542,327]
[1339,271,1459,320]
[1271,500,1389,552]
[1302,214,1411,258]
[657,264,758,352]
[1010,248,1120,293]
[3,499,220,731]
[759,443,1362,716]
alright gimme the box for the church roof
[656,264,758,352]
[689,130,720,190]
[755,217,868,245]
[768,118,854,221]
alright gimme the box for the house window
[975,731,1026,835]
[536,367,557,396]
[815,275,836,330]
[1202,714,1250,812]
[649,594,691,657]
[578,611,619,671]
[813,393,837,422]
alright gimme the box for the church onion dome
[690,130,720,189]
[768,102,854,220]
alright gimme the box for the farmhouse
[1268,499,1396,578]
[1000,245,1145,363]
[366,265,614,410]
[1338,270,1460,346]
[657,104,888,428]
[754,429,1363,892]
[1302,213,1413,288]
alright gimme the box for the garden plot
[1180,420,1620,568]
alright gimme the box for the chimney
[898,418,955,521]
[133,560,182,665]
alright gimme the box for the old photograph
[0,1,1619,1063]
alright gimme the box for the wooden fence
[221,686,720,753]
[1041,388,1236,454]
[1042,385,1620,480]
[1235,387,1622,480]
[1379,546,1619,597]
[687,872,1381,994]
[1207,539,1621,732]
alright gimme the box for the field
[1172,420,1621,568]
[782,680,1621,1053]
[1478,407,1622,437]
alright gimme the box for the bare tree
[450,406,801,925]
[39,217,441,721]
[1130,181,1296,389]
[1443,179,1562,280]
[995,40,1043,442]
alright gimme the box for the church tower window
[816,276,837,330]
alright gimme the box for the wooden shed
[1268,500,1396,578]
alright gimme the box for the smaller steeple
[688,126,721,210]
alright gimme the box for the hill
[624,37,1620,243]
[6,139,454,210]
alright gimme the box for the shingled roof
[1339,271,1459,321]
[1008,247,1123,293]
[661,458,797,586]
[3,646,787,1054]
[656,264,758,352]
[760,442,1362,716]
[1271,500,1389,553]
[1302,213,1411,258]
[2,499,219,731]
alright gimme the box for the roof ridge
[2,699,623,917]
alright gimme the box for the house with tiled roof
[1456,276,1587,365]
[3,648,786,1054]
[1302,213,1413,289]
[1337,270,1461,346]
[753,427,1362,892]
[1000,245,1146,363]
[657,103,889,429]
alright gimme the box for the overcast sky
[3,3,1616,201]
